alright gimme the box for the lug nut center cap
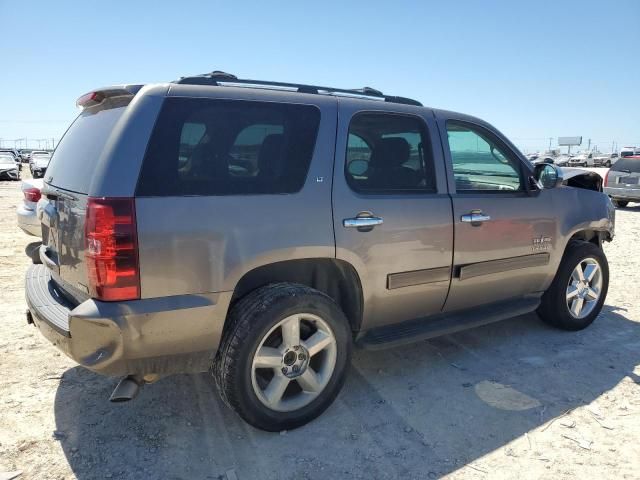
[281,345,309,378]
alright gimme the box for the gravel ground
[1,172,639,480]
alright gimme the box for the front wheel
[537,241,608,331]
[612,200,629,208]
[213,283,352,431]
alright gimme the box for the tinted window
[137,98,320,196]
[446,121,523,192]
[46,102,127,193]
[345,113,435,193]
[611,158,640,173]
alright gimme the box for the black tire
[605,161,611,167]
[537,241,608,331]
[213,283,352,431]
[612,200,629,208]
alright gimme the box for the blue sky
[1,0,638,153]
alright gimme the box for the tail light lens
[85,197,140,301]
[604,170,610,187]
[23,187,41,203]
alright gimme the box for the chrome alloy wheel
[566,257,603,319]
[251,313,337,412]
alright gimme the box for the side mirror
[534,163,563,189]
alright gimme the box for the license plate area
[619,176,639,185]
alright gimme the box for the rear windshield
[136,98,321,196]
[611,158,640,173]
[45,102,126,193]
[621,151,635,158]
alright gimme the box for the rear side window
[46,103,127,193]
[345,113,435,193]
[136,98,321,196]
[611,158,640,173]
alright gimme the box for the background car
[568,153,594,167]
[604,155,640,207]
[0,153,20,180]
[0,149,23,171]
[29,151,51,178]
[17,178,44,236]
[19,149,33,162]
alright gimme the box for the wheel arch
[230,259,364,334]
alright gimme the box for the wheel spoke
[254,346,282,369]
[574,265,586,282]
[264,374,290,407]
[570,297,584,317]
[281,316,300,348]
[302,331,333,357]
[566,285,579,301]
[583,263,598,282]
[585,287,599,301]
[297,368,321,393]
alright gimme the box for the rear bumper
[25,264,232,377]
[17,204,40,237]
[604,186,640,201]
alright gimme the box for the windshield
[0,155,15,166]
[611,158,640,173]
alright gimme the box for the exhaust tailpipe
[109,376,143,402]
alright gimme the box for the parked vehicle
[554,154,571,167]
[0,149,23,170]
[620,147,636,159]
[595,153,618,168]
[29,151,51,178]
[17,178,44,236]
[568,153,594,167]
[0,153,20,180]
[604,155,640,207]
[25,72,614,431]
[19,150,33,162]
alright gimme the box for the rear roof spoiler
[76,84,144,108]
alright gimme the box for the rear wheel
[612,200,629,208]
[537,241,608,331]
[213,283,352,431]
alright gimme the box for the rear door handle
[461,211,491,226]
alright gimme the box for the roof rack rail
[174,71,422,107]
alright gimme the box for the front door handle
[461,211,491,226]
[343,214,383,231]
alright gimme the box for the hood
[560,167,602,192]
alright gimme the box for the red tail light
[604,170,610,187]
[85,197,140,301]
[23,187,41,203]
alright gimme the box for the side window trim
[344,111,437,195]
[445,119,527,195]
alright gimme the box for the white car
[568,153,594,167]
[0,153,20,180]
[17,178,45,237]
[29,152,52,178]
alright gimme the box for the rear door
[40,98,132,303]
[437,115,558,312]
[332,101,453,331]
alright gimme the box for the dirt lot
[1,173,639,480]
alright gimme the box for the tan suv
[25,71,614,431]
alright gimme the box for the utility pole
[587,138,591,152]
[549,137,552,152]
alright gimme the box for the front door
[332,104,453,330]
[438,117,558,312]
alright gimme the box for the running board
[356,297,540,350]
